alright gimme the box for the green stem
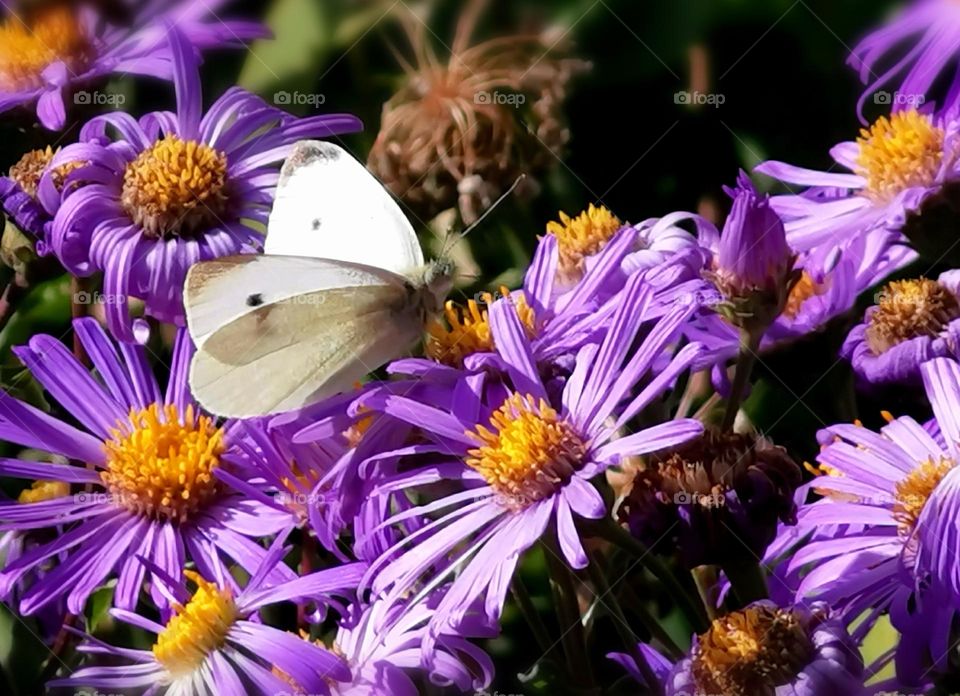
[510,574,552,655]
[722,559,769,607]
[587,553,665,696]
[721,328,763,431]
[599,518,708,632]
[691,565,719,622]
[543,541,593,687]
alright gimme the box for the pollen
[781,271,825,320]
[9,147,82,198]
[692,605,814,694]
[546,204,623,284]
[122,136,230,239]
[0,6,93,91]
[856,110,944,202]
[278,460,321,519]
[152,570,237,678]
[343,405,376,448]
[100,403,225,522]
[466,394,586,510]
[17,479,69,504]
[894,456,955,535]
[865,278,960,355]
[426,289,536,367]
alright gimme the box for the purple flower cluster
[9,1,960,695]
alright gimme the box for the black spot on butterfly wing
[246,293,264,307]
[312,218,322,231]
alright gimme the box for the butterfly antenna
[459,175,526,242]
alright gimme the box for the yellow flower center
[152,570,237,678]
[856,110,944,202]
[426,289,536,367]
[9,146,82,198]
[0,6,94,91]
[781,271,825,320]
[692,606,814,694]
[17,479,69,504]
[122,136,230,239]
[894,456,955,535]
[100,403,225,522]
[546,204,622,284]
[466,393,585,510]
[865,278,960,355]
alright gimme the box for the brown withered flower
[367,0,588,224]
[618,428,802,568]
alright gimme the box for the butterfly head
[420,257,456,315]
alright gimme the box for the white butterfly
[184,141,454,418]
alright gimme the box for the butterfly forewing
[265,141,424,274]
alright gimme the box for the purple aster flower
[544,202,705,290]
[694,170,798,346]
[0,0,266,131]
[755,108,960,255]
[331,594,494,695]
[546,203,629,286]
[50,541,366,696]
[0,146,75,240]
[419,222,704,379]
[849,0,960,119]
[237,399,429,564]
[0,318,296,617]
[773,357,960,685]
[39,27,362,342]
[622,211,709,277]
[611,601,865,696]
[712,171,793,300]
[357,274,705,646]
[686,230,916,366]
[0,482,72,639]
[842,270,960,385]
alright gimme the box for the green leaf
[237,0,332,97]
[0,362,49,412]
[0,603,46,695]
[0,274,72,357]
[85,584,116,635]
